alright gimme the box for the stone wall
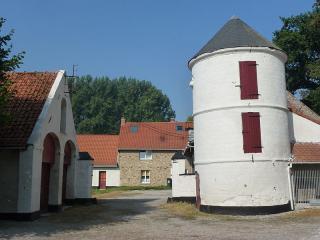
[119,150,176,186]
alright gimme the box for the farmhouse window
[139,150,152,160]
[239,61,259,99]
[141,170,150,184]
[241,112,262,153]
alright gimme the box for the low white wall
[172,159,196,198]
[289,112,320,142]
[172,174,196,198]
[76,160,93,198]
[92,167,120,187]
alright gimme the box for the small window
[241,112,262,153]
[239,61,259,100]
[176,125,183,131]
[141,170,150,184]
[139,150,152,160]
[130,126,138,133]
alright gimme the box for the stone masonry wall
[119,150,176,186]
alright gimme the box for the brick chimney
[121,117,126,126]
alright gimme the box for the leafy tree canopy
[72,75,176,134]
[0,17,25,123]
[273,1,320,114]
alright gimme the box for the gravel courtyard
[1,190,320,240]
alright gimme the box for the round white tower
[189,17,292,214]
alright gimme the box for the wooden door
[99,171,106,189]
[40,163,51,211]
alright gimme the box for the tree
[0,17,25,123]
[273,1,320,114]
[186,115,193,122]
[72,75,175,134]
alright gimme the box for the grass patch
[281,208,320,219]
[160,202,209,219]
[92,185,170,195]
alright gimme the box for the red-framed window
[239,61,259,99]
[241,112,262,153]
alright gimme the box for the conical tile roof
[190,17,281,62]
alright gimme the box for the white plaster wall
[192,48,288,115]
[172,175,196,198]
[92,167,120,187]
[196,161,290,206]
[172,159,196,197]
[172,159,185,176]
[17,71,82,213]
[191,47,291,207]
[289,112,320,142]
[76,160,93,198]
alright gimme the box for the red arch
[42,134,56,164]
[41,133,59,211]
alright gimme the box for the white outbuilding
[0,71,93,220]
[189,17,295,214]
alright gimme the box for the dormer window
[130,126,138,133]
[176,125,183,131]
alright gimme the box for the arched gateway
[41,133,59,211]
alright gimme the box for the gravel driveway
[1,190,320,240]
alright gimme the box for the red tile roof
[118,121,193,150]
[287,92,320,125]
[0,72,58,149]
[292,143,320,163]
[77,135,119,166]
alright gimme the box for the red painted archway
[62,141,73,202]
[41,134,58,211]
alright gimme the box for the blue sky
[1,0,315,121]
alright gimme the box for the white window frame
[141,170,150,184]
[139,150,152,160]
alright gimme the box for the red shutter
[239,61,259,100]
[242,112,262,153]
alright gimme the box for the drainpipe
[287,161,295,211]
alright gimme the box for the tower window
[241,112,262,153]
[239,61,259,99]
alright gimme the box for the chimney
[121,117,126,126]
[170,118,175,122]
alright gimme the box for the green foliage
[303,87,320,114]
[0,17,25,124]
[273,1,320,114]
[186,115,193,122]
[72,75,175,134]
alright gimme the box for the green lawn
[92,185,171,195]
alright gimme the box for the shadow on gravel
[0,198,156,239]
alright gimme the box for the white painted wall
[191,47,291,207]
[92,167,120,187]
[289,112,320,142]
[172,159,196,198]
[17,71,89,213]
[76,160,93,198]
